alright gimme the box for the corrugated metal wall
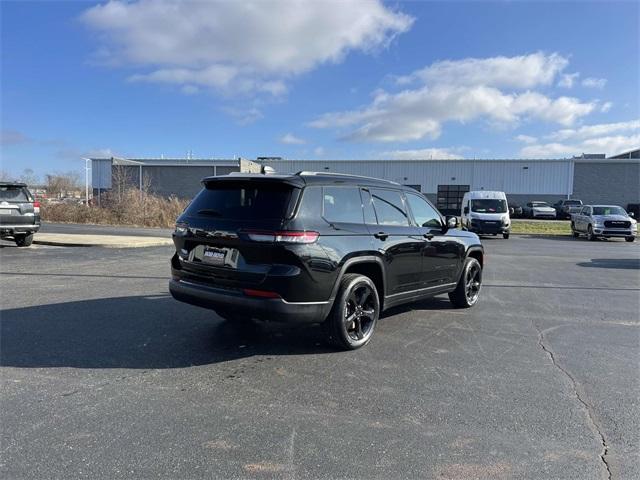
[263,159,574,195]
[91,159,113,189]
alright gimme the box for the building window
[437,184,470,215]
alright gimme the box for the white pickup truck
[571,205,637,242]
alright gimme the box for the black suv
[170,172,484,349]
[0,182,41,247]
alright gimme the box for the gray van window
[322,187,364,223]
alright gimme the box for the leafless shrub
[41,187,189,228]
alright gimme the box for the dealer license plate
[0,209,11,215]
[202,247,226,266]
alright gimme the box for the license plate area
[0,209,12,215]
[190,244,240,268]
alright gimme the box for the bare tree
[112,165,134,202]
[0,169,15,181]
[45,171,81,198]
[19,168,40,187]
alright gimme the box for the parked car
[169,171,484,350]
[0,182,41,246]
[553,199,583,219]
[460,190,510,239]
[571,205,637,242]
[523,201,557,219]
[509,203,524,218]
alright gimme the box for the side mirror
[629,212,635,218]
[446,215,458,229]
[463,207,469,215]
[509,207,514,215]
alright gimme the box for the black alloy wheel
[326,274,379,350]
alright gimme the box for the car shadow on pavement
[0,295,336,369]
[577,258,640,270]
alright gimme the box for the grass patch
[510,219,572,235]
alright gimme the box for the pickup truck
[0,182,41,246]
[571,205,637,242]
[553,199,583,219]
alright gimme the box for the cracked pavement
[1,234,639,479]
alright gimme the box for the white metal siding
[264,159,573,195]
[91,159,113,189]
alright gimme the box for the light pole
[82,158,91,206]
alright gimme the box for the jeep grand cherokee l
[169,172,484,350]
[0,182,40,247]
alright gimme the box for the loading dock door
[437,184,470,216]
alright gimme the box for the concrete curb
[33,233,173,248]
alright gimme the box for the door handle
[374,232,388,240]
[423,233,434,240]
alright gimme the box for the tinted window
[322,187,363,223]
[565,200,582,206]
[361,189,377,224]
[370,189,410,226]
[593,206,626,216]
[471,199,507,213]
[0,186,29,202]
[185,182,293,220]
[406,194,442,228]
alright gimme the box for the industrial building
[91,153,640,214]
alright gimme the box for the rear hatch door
[0,185,35,226]
[174,178,301,288]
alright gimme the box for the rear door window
[322,187,364,224]
[370,188,410,226]
[0,186,29,202]
[185,182,294,220]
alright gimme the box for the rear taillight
[243,289,281,299]
[33,201,40,214]
[245,230,319,244]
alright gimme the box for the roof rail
[295,171,399,185]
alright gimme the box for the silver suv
[0,182,41,247]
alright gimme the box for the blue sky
[1,0,638,177]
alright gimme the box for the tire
[449,257,482,308]
[587,225,596,241]
[626,236,635,243]
[571,223,579,237]
[503,233,509,239]
[325,273,379,350]
[15,233,33,247]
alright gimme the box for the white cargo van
[461,191,510,239]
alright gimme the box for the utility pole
[83,158,91,206]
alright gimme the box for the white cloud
[310,53,598,143]
[381,147,464,160]
[515,134,538,144]
[81,0,413,95]
[582,77,607,89]
[279,133,306,145]
[519,120,640,157]
[558,72,580,88]
[313,146,325,157]
[547,120,640,141]
[220,107,264,126]
[396,52,569,89]
[1,129,30,146]
[600,101,613,113]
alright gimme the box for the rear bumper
[0,224,40,236]
[169,279,330,323]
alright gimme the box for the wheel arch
[466,246,484,268]
[329,256,386,311]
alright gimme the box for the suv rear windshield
[185,181,295,220]
[0,186,30,202]
[471,199,507,213]
[564,200,582,206]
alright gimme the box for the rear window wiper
[197,209,223,217]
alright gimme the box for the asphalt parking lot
[1,235,639,479]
